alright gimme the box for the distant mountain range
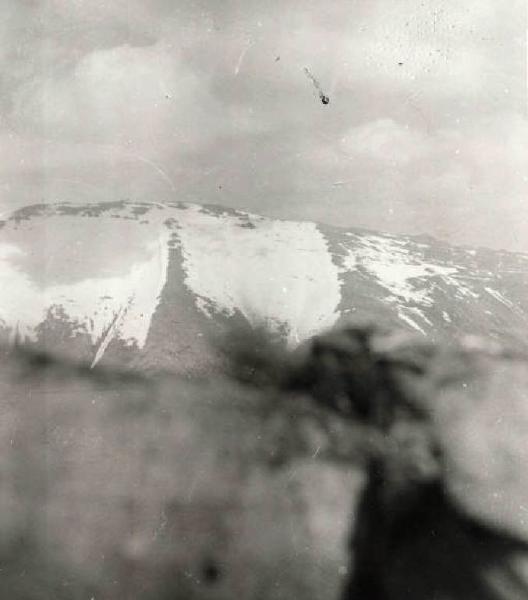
[1,201,527,373]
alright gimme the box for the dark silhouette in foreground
[225,325,528,599]
[1,324,528,598]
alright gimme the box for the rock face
[1,201,528,372]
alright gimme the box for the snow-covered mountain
[1,201,527,372]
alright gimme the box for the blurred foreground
[1,326,528,599]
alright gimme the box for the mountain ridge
[1,200,527,372]
[7,199,528,258]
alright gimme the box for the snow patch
[340,244,358,271]
[344,234,481,307]
[485,287,513,308]
[174,206,342,345]
[0,227,170,357]
[484,287,525,319]
[397,307,427,335]
[352,234,458,305]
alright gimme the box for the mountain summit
[1,201,527,371]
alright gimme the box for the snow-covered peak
[1,201,527,367]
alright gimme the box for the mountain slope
[1,201,527,371]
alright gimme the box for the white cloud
[12,42,222,150]
[341,119,429,165]
[1,0,526,253]
[307,113,528,251]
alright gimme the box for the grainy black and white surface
[0,2,527,599]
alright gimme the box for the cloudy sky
[1,1,526,251]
